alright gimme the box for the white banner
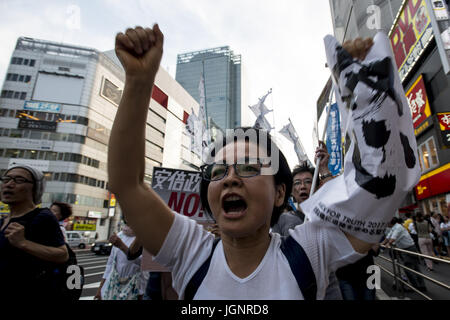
[301,32,421,243]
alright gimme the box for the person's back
[415,219,431,239]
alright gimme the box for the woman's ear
[275,183,286,207]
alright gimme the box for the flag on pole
[279,121,311,166]
[249,89,273,118]
[198,74,210,148]
[301,32,421,243]
[326,103,342,176]
[254,114,274,132]
[185,108,202,157]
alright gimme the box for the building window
[418,137,439,172]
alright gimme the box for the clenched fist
[4,222,26,248]
[342,37,373,61]
[115,24,164,82]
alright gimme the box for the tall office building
[319,0,450,216]
[176,46,242,131]
[0,37,201,239]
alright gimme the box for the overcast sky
[0,0,335,168]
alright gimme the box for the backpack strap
[280,235,317,300]
[184,238,220,300]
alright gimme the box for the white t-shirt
[440,222,450,232]
[154,213,364,300]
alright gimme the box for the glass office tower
[176,46,242,130]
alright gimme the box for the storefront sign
[390,0,434,81]
[438,112,450,146]
[415,163,450,200]
[72,216,97,231]
[406,74,432,128]
[87,211,103,219]
[414,117,433,136]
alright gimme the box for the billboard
[100,77,122,106]
[389,0,434,81]
[23,100,61,113]
[152,167,213,222]
[437,112,450,146]
[18,119,57,131]
[405,74,432,128]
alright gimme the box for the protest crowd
[1,22,449,302]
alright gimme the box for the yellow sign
[73,223,96,231]
[0,201,10,214]
[414,118,431,136]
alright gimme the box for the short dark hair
[51,202,73,221]
[292,162,318,188]
[292,162,314,177]
[405,212,411,219]
[200,127,293,227]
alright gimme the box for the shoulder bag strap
[184,238,220,300]
[280,235,317,300]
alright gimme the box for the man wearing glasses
[0,164,68,299]
[271,142,341,300]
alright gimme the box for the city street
[73,247,450,301]
[73,248,109,300]
[375,250,450,300]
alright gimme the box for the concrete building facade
[0,37,201,239]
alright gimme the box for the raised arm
[108,25,174,255]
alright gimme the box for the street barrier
[377,245,450,300]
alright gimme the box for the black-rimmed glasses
[201,161,264,181]
[0,176,33,184]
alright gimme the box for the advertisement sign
[437,112,450,146]
[405,74,432,128]
[326,103,342,176]
[100,77,122,106]
[72,216,97,231]
[390,0,434,81]
[152,167,213,222]
[426,0,450,74]
[13,138,54,151]
[87,211,103,219]
[23,100,61,113]
[18,119,57,131]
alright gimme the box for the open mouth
[2,191,13,197]
[298,192,309,200]
[222,194,248,216]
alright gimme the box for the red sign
[405,74,432,128]
[438,112,450,146]
[438,112,450,130]
[389,0,434,80]
[415,164,450,200]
